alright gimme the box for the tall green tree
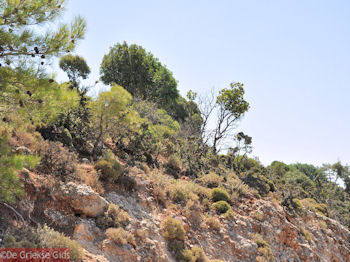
[100,42,179,113]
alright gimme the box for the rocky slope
[3,163,349,262]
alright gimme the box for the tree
[197,82,250,154]
[0,0,86,65]
[59,54,90,94]
[100,42,179,114]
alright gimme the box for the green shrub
[162,217,186,241]
[223,209,235,221]
[301,198,327,216]
[210,188,230,203]
[104,203,130,228]
[37,225,83,261]
[105,227,135,246]
[242,170,275,197]
[203,215,220,231]
[300,226,312,242]
[95,158,123,182]
[167,154,182,171]
[182,246,209,262]
[213,201,231,214]
[37,140,77,178]
[252,233,274,262]
[198,172,223,188]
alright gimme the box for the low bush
[37,141,77,178]
[300,226,312,242]
[300,198,327,216]
[95,158,124,182]
[251,233,274,262]
[105,227,135,246]
[210,188,230,203]
[76,164,104,194]
[182,246,209,262]
[242,170,275,197]
[223,209,235,221]
[37,225,83,261]
[198,172,223,188]
[103,203,130,229]
[167,154,182,171]
[213,201,231,214]
[202,215,220,231]
[162,217,186,241]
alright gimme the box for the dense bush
[95,158,124,182]
[213,201,231,214]
[162,217,186,241]
[105,227,135,246]
[242,170,275,197]
[37,140,77,178]
[198,172,223,188]
[210,188,230,203]
[101,203,130,229]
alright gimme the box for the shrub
[210,188,230,203]
[184,200,202,226]
[168,240,186,261]
[37,141,77,178]
[135,229,148,240]
[300,198,327,216]
[162,217,186,241]
[37,225,83,261]
[167,154,182,171]
[198,172,223,188]
[141,163,150,174]
[223,209,235,221]
[300,226,312,242]
[105,227,135,246]
[182,246,209,262]
[117,174,136,191]
[242,170,275,197]
[104,203,130,228]
[203,215,220,231]
[213,201,231,214]
[225,174,254,198]
[76,164,104,194]
[251,233,274,262]
[95,158,123,182]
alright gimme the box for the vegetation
[213,200,231,214]
[210,188,230,203]
[162,217,186,241]
[105,227,135,246]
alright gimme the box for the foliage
[198,172,223,188]
[210,188,230,203]
[182,246,209,262]
[37,225,84,261]
[0,0,86,64]
[105,227,135,246]
[100,41,180,116]
[202,215,220,231]
[251,233,274,262]
[162,217,186,241]
[102,203,129,229]
[213,200,231,214]
[300,226,312,242]
[223,209,235,221]
[59,54,90,94]
[0,135,39,203]
[37,140,77,178]
[300,198,327,216]
[95,158,124,183]
[242,169,275,197]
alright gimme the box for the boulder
[54,182,108,217]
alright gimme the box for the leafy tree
[0,0,86,65]
[100,42,179,115]
[59,54,90,94]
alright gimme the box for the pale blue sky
[54,0,350,166]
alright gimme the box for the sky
[53,0,350,167]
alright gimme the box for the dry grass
[106,228,135,246]
[76,164,104,194]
